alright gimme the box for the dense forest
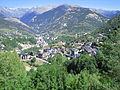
[0,15,120,90]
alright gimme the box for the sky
[0,0,120,10]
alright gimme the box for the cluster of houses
[1,33,102,62]
[18,40,98,62]
[36,36,48,47]
[18,43,35,51]
[81,41,98,56]
[19,47,68,61]
[18,36,48,52]
[0,33,103,62]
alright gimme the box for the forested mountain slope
[25,4,108,34]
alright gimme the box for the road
[36,58,51,64]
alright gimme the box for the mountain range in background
[20,4,109,34]
[93,9,120,18]
[0,4,120,18]
[0,6,29,18]
[0,4,120,35]
[0,13,5,18]
[0,5,57,18]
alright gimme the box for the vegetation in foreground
[0,15,120,90]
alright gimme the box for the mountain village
[16,33,101,66]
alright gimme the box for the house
[18,53,30,60]
[37,53,43,58]
[83,46,97,56]
[29,51,36,56]
[44,49,52,53]
[36,36,48,47]
[81,41,98,56]
[38,49,44,53]
[67,48,84,59]
[70,48,80,55]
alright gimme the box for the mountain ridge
[0,4,120,18]
[92,9,120,18]
[24,5,108,34]
[0,4,120,35]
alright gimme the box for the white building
[36,36,48,47]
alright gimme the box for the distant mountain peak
[61,4,80,7]
[23,5,108,34]
[30,5,57,14]
[0,6,29,18]
[56,4,79,10]
[92,9,120,18]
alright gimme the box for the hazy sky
[0,0,120,10]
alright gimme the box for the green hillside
[28,5,108,34]
[0,18,34,37]
[0,18,36,51]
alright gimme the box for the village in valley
[0,31,106,71]
[0,29,107,71]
